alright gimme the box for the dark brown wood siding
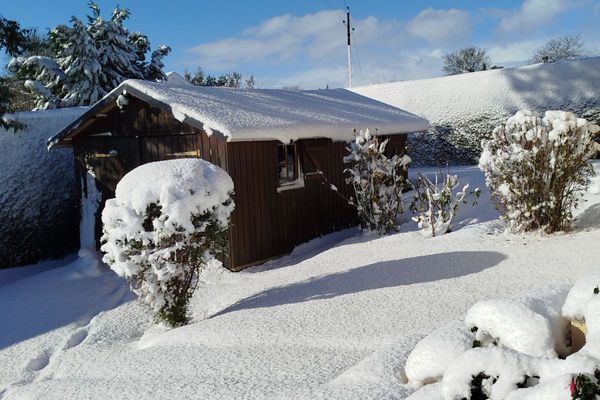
[70,96,408,271]
[226,138,359,270]
[72,98,228,255]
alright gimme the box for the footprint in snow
[24,352,50,372]
[63,329,88,350]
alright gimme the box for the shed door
[84,136,142,194]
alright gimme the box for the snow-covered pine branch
[8,3,170,109]
[89,5,143,92]
[58,18,104,107]
[344,129,410,234]
[9,56,64,109]
[145,45,171,82]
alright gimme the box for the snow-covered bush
[479,110,597,233]
[344,129,410,234]
[101,159,234,327]
[405,279,600,400]
[410,172,479,237]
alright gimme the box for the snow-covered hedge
[0,108,85,267]
[344,129,410,234]
[352,58,600,166]
[405,275,600,400]
[101,159,234,326]
[479,110,597,233]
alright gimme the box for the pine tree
[145,45,171,81]
[58,18,104,107]
[128,31,150,77]
[1,14,29,127]
[88,3,142,92]
[8,4,170,109]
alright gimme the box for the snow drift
[0,108,86,267]
[352,57,600,165]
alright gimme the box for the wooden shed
[49,79,428,270]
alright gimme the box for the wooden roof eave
[47,83,228,150]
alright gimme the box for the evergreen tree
[88,3,142,92]
[7,4,170,109]
[58,18,104,107]
[1,15,28,127]
[185,67,248,88]
[245,75,255,89]
[145,45,171,81]
[128,31,150,76]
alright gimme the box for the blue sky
[2,0,600,88]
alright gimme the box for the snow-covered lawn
[1,164,600,399]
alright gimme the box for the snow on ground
[1,163,600,399]
[352,57,600,128]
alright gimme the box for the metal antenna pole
[344,7,353,88]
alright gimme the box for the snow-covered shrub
[101,159,234,327]
[443,347,536,400]
[405,281,600,400]
[479,110,597,233]
[410,172,480,237]
[344,129,410,234]
[465,289,570,358]
[405,323,475,388]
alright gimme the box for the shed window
[278,143,298,186]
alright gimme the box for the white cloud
[174,3,598,89]
[406,8,472,44]
[487,39,546,64]
[498,0,574,33]
[185,10,379,70]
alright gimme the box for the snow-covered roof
[165,71,192,86]
[49,79,429,148]
[352,57,600,126]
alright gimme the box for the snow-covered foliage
[101,159,234,326]
[563,269,600,321]
[0,108,85,267]
[343,129,411,234]
[9,56,64,109]
[410,172,479,237]
[479,110,597,233]
[405,323,475,388]
[145,45,172,82]
[88,5,143,90]
[406,276,600,400]
[58,18,104,107]
[10,3,170,109]
[465,288,570,358]
[352,58,600,166]
[442,47,493,76]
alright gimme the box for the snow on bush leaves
[101,159,234,327]
[479,110,597,233]
[344,129,410,234]
[410,172,480,237]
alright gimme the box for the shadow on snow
[213,250,506,317]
